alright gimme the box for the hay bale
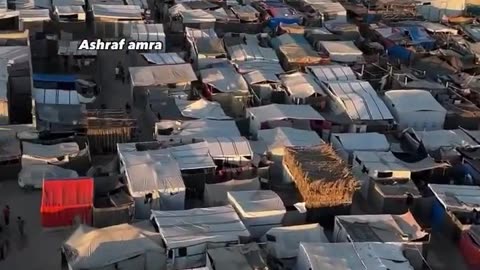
[284,145,359,208]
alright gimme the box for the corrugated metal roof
[58,40,97,56]
[227,44,278,62]
[33,88,80,105]
[327,81,393,121]
[126,0,148,9]
[19,9,50,21]
[55,5,84,15]
[247,104,324,123]
[279,72,325,98]
[130,23,165,42]
[92,4,143,19]
[307,65,357,82]
[141,53,185,65]
[52,0,84,6]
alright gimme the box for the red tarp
[40,177,94,228]
[459,230,480,270]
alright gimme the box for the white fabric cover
[279,72,325,98]
[332,132,390,151]
[228,190,286,238]
[414,129,479,151]
[297,242,414,270]
[63,224,164,270]
[320,41,363,63]
[22,141,83,166]
[119,148,186,216]
[247,104,324,123]
[263,224,329,259]
[150,205,250,249]
[18,165,78,189]
[258,127,323,150]
[175,98,231,120]
[204,178,261,207]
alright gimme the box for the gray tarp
[200,66,249,93]
[130,64,197,87]
[63,224,164,270]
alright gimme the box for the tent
[151,205,250,269]
[18,164,79,189]
[296,242,418,270]
[263,223,328,259]
[330,132,390,163]
[204,177,261,207]
[118,147,186,219]
[333,212,429,254]
[206,243,267,270]
[228,190,286,238]
[63,223,165,270]
[41,177,94,228]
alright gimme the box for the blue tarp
[404,26,435,50]
[33,74,77,83]
[268,17,300,29]
[387,45,412,61]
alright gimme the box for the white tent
[228,190,286,238]
[323,81,394,122]
[155,119,241,141]
[296,242,415,270]
[18,164,78,189]
[174,98,231,120]
[263,224,328,259]
[204,177,261,207]
[383,90,447,131]
[330,132,390,162]
[429,184,480,212]
[206,243,267,270]
[21,141,86,166]
[150,205,250,269]
[118,147,186,218]
[247,104,324,136]
[333,212,429,253]
[307,65,357,82]
[319,41,363,63]
[279,72,326,104]
[63,224,165,270]
[413,129,479,152]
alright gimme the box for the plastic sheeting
[258,127,323,150]
[22,141,80,162]
[247,104,325,123]
[41,177,94,227]
[228,190,286,238]
[18,165,78,189]
[320,41,363,63]
[264,224,329,259]
[326,81,393,121]
[156,119,241,139]
[429,184,480,212]
[200,66,249,94]
[207,243,267,269]
[204,178,261,206]
[150,205,250,249]
[307,65,357,82]
[92,4,143,20]
[63,224,164,270]
[297,242,414,270]
[0,129,20,162]
[130,64,197,87]
[279,72,325,98]
[174,98,231,120]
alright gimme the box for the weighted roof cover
[258,127,323,149]
[207,243,267,270]
[298,242,414,270]
[175,98,231,119]
[326,81,393,121]
[279,72,325,98]
[119,150,185,195]
[130,64,197,86]
[150,205,250,248]
[248,104,324,123]
[200,66,249,93]
[92,4,142,19]
[265,224,329,259]
[63,224,163,270]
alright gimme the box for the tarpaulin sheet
[41,177,94,227]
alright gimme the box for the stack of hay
[283,144,359,208]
